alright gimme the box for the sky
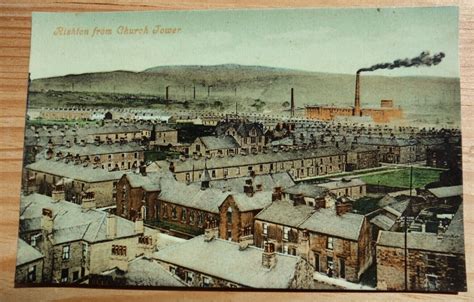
[30,7,459,79]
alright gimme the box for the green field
[359,167,443,189]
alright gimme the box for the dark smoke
[357,51,445,74]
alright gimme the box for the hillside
[29,64,461,126]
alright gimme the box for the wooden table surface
[0,0,473,301]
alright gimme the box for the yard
[359,167,443,189]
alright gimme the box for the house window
[283,227,289,241]
[203,276,210,287]
[211,170,216,178]
[198,212,204,226]
[327,237,334,250]
[163,204,168,218]
[339,259,346,279]
[181,208,187,222]
[223,169,228,177]
[108,154,112,160]
[186,271,194,285]
[171,206,177,220]
[189,211,195,225]
[227,207,233,224]
[122,153,125,158]
[427,275,438,290]
[61,268,69,283]
[263,223,268,235]
[27,265,36,282]
[280,163,284,169]
[73,271,79,281]
[314,253,320,272]
[196,144,200,152]
[259,164,263,172]
[62,245,70,260]
[283,245,288,254]
[236,167,240,175]
[185,173,190,181]
[82,242,88,259]
[134,152,138,159]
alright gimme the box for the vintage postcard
[16,7,465,292]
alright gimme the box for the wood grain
[0,1,473,301]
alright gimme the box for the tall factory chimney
[166,86,170,100]
[193,85,196,100]
[353,72,361,116]
[290,88,295,118]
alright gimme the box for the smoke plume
[357,51,445,74]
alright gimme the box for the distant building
[188,135,240,157]
[353,135,417,164]
[25,160,123,207]
[151,147,346,182]
[318,178,366,200]
[216,120,266,154]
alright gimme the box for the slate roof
[377,231,464,254]
[255,200,315,228]
[203,172,295,193]
[158,180,230,214]
[26,160,123,183]
[101,256,187,287]
[153,235,301,288]
[157,147,344,172]
[19,194,159,245]
[318,178,366,190]
[299,208,365,241]
[370,215,396,231]
[125,171,175,192]
[231,191,272,212]
[428,185,463,199]
[198,135,239,150]
[284,183,329,199]
[354,136,417,147]
[16,238,43,266]
[53,142,144,156]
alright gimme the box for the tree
[282,101,290,108]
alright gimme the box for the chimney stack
[110,245,128,272]
[106,213,117,239]
[354,73,361,117]
[243,179,254,197]
[290,88,295,118]
[41,208,54,234]
[204,219,218,242]
[81,191,96,210]
[134,217,144,234]
[51,183,65,202]
[335,200,353,216]
[272,186,282,201]
[165,86,170,100]
[262,242,277,269]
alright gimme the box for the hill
[29,64,461,126]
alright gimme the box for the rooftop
[284,183,329,199]
[197,135,239,150]
[16,238,43,266]
[377,231,464,254]
[255,200,315,228]
[100,256,187,287]
[153,235,302,288]
[27,160,123,183]
[428,185,463,199]
[299,208,365,241]
[19,194,161,245]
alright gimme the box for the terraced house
[151,147,346,182]
[17,194,181,284]
[254,193,372,282]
